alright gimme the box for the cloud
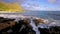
[16,0,27,4]
[0,0,27,4]
[23,5,60,11]
[21,0,60,11]
[48,0,56,3]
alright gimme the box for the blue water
[22,11,60,20]
[3,11,60,20]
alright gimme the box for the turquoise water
[22,11,60,20]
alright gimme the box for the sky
[0,0,60,11]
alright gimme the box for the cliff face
[0,2,24,13]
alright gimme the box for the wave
[0,14,60,26]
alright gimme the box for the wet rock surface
[0,17,60,34]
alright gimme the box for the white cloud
[22,4,60,11]
[21,0,60,11]
[48,0,56,3]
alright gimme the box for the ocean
[22,11,60,20]
[0,11,60,20]
[0,11,60,26]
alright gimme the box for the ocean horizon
[22,11,60,20]
[0,11,60,20]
